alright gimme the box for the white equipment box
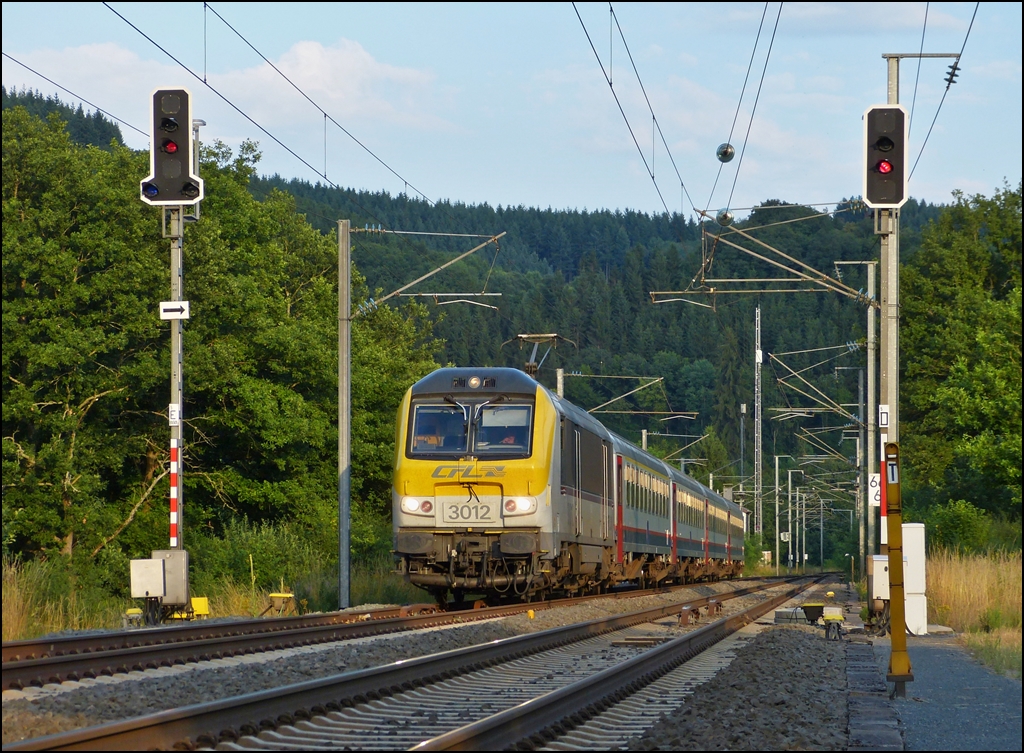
[130,558,165,599]
[870,522,929,636]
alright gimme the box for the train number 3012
[442,503,495,524]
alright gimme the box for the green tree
[2,106,440,570]
[901,184,1022,517]
[3,107,165,560]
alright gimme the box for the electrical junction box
[903,523,928,635]
[130,558,165,599]
[903,523,927,595]
[151,549,189,607]
[871,554,899,601]
[906,593,928,635]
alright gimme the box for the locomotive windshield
[408,401,533,458]
[410,405,468,454]
[474,404,532,455]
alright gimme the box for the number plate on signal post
[441,500,498,525]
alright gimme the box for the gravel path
[625,624,848,751]
[873,634,1022,751]
[1,581,752,745]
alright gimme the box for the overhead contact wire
[908,2,929,137]
[725,1,783,213]
[910,1,979,180]
[572,2,672,216]
[102,2,447,256]
[703,1,769,217]
[609,3,699,216]
[1,51,147,136]
[204,3,438,209]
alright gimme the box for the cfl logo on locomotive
[431,465,507,480]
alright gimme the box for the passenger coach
[393,367,744,604]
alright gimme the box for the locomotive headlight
[503,497,537,516]
[401,497,434,515]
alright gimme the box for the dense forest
[2,98,1019,606]
[2,86,125,149]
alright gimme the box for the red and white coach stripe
[169,438,179,548]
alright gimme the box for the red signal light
[877,160,893,174]
[161,139,179,154]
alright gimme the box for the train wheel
[430,588,448,610]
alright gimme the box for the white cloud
[2,38,454,151]
[212,38,453,132]
[969,59,1023,82]
[2,43,179,148]
[777,2,963,35]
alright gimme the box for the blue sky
[3,2,1021,218]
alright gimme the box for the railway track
[4,576,820,751]
[2,576,784,692]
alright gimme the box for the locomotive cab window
[409,404,468,455]
[475,404,533,456]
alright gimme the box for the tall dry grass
[195,554,423,619]
[2,556,128,642]
[927,549,1022,678]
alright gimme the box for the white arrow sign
[160,301,190,320]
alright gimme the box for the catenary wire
[105,3,512,329]
[572,2,672,216]
[203,3,439,210]
[703,1,769,217]
[1,52,147,137]
[609,2,699,216]
[725,2,783,212]
[101,2,458,260]
[4,44,471,323]
[910,1,979,180]
[908,2,929,137]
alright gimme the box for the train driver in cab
[413,417,442,451]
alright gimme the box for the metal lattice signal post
[165,210,184,550]
[338,220,351,610]
[754,306,763,536]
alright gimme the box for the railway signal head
[863,104,908,209]
[140,88,204,206]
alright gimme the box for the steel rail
[2,606,422,664]
[2,576,788,691]
[3,579,803,751]
[413,576,823,751]
[3,578,776,662]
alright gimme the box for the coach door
[726,511,732,564]
[601,442,611,540]
[703,498,710,564]
[574,429,583,535]
[670,483,678,564]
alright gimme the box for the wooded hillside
[2,100,1019,605]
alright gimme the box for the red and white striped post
[169,438,180,548]
[165,205,185,551]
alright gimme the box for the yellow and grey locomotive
[393,367,744,604]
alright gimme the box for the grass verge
[927,549,1022,679]
[2,556,129,642]
[2,552,425,641]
